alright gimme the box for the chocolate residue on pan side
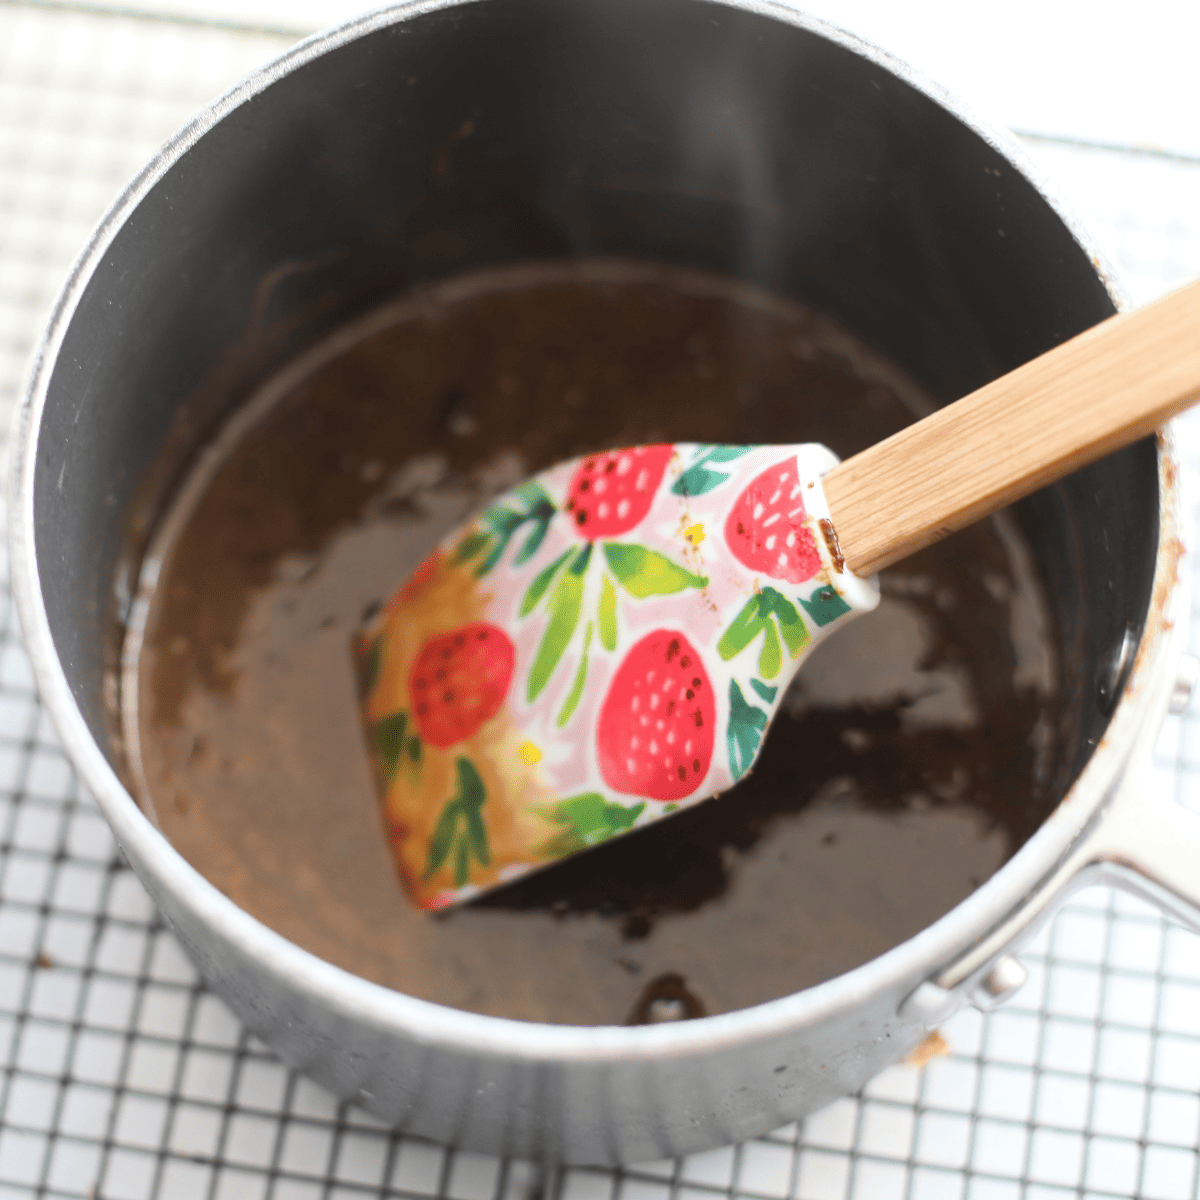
[125,260,1066,1025]
[818,517,845,573]
[627,973,706,1025]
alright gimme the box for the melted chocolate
[123,261,1064,1025]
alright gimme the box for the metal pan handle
[901,655,1200,1026]
[1082,750,1200,935]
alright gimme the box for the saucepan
[10,0,1200,1164]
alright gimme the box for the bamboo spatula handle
[823,277,1200,577]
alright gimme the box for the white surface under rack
[4,4,1200,1199]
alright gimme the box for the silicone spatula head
[356,443,877,910]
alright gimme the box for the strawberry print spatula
[358,275,1200,911]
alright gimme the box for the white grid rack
[4,5,1200,1197]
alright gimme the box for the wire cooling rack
[4,5,1200,1198]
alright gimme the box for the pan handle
[1079,750,1200,935]
[901,657,1200,1026]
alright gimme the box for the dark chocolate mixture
[123,261,1064,1025]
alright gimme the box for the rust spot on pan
[905,1030,950,1067]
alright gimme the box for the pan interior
[120,259,1070,1024]
[24,0,1157,1025]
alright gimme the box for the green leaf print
[515,515,551,566]
[799,585,853,627]
[450,482,556,577]
[455,754,486,811]
[672,463,728,497]
[537,792,647,857]
[671,444,752,496]
[520,548,573,617]
[476,513,524,575]
[512,478,555,510]
[603,543,708,598]
[458,761,490,866]
[557,621,594,728]
[527,546,591,702]
[371,712,409,784]
[727,680,768,781]
[423,756,490,885]
[717,596,762,659]
[757,618,783,679]
[598,574,618,651]
[717,588,811,679]
[704,445,755,464]
[479,503,519,533]
[465,806,490,865]
[425,799,457,878]
[750,679,778,703]
[449,530,491,569]
[511,482,556,566]
[773,592,809,657]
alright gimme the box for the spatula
[356,276,1200,911]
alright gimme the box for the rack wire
[3,5,1200,1197]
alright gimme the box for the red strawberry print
[724,457,821,583]
[408,623,516,748]
[565,444,674,539]
[597,630,715,801]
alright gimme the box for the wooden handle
[823,276,1200,576]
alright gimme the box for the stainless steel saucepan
[10,0,1200,1164]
